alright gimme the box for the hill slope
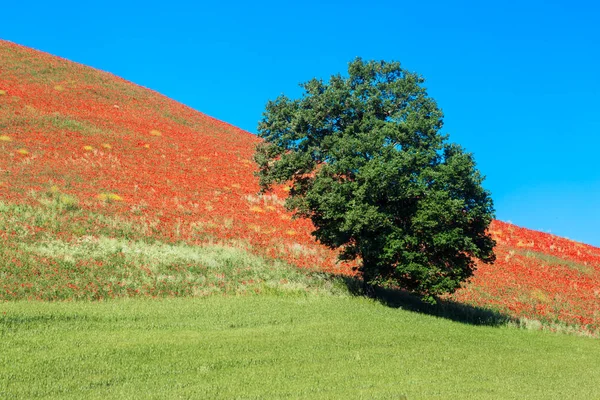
[0,40,599,333]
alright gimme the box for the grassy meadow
[2,296,600,399]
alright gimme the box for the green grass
[1,295,599,399]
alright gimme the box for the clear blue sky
[2,0,599,246]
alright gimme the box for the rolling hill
[1,39,599,334]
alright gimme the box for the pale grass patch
[53,85,64,91]
[250,206,264,213]
[65,151,121,170]
[150,129,162,136]
[22,235,347,296]
[286,230,297,236]
[175,203,194,216]
[509,317,598,338]
[129,201,148,216]
[24,236,228,271]
[136,216,161,236]
[516,240,534,248]
[101,143,112,149]
[530,289,550,303]
[288,243,318,257]
[0,89,6,96]
[24,104,40,115]
[244,194,260,204]
[245,193,285,207]
[143,144,150,149]
[261,194,285,206]
[174,218,183,238]
[231,183,241,189]
[222,218,234,229]
[248,224,261,233]
[18,154,36,165]
[190,220,219,233]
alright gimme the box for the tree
[254,58,496,302]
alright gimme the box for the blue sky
[2,0,599,246]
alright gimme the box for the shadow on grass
[339,276,515,327]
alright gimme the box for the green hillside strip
[0,198,345,300]
[1,296,598,399]
[518,249,595,274]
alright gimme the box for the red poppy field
[1,40,599,334]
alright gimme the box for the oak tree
[255,58,496,302]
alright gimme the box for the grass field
[1,295,599,399]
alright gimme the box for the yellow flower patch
[97,193,123,202]
[0,90,6,96]
[17,148,29,155]
[54,85,64,92]
[83,145,94,151]
[101,143,112,149]
[0,135,11,142]
[149,129,162,136]
[250,206,264,213]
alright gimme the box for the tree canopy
[255,58,496,302]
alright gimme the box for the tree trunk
[361,258,376,298]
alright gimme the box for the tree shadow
[339,276,515,327]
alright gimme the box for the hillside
[1,40,599,334]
